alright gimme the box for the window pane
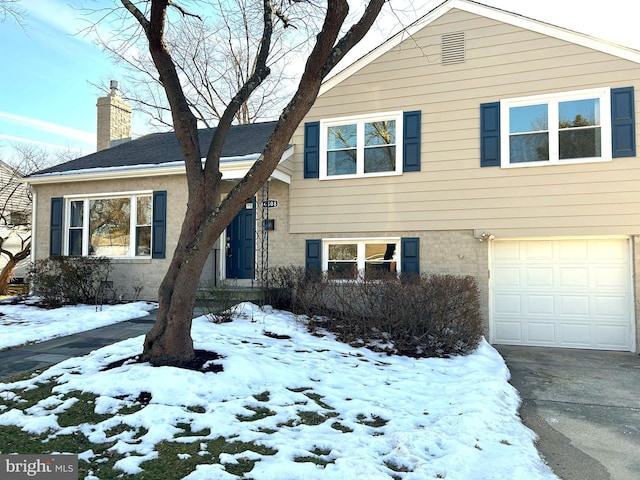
[70,201,83,228]
[137,196,152,225]
[328,262,357,280]
[510,104,548,133]
[509,132,549,163]
[364,243,396,277]
[327,124,356,149]
[329,244,357,260]
[89,198,131,256]
[68,230,83,256]
[364,146,396,173]
[559,98,599,128]
[328,150,356,175]
[365,121,396,146]
[559,127,601,159]
[328,243,357,279]
[136,226,151,256]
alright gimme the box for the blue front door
[225,201,255,279]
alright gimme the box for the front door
[225,201,255,279]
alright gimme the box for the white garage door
[491,238,634,351]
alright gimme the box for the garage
[490,238,634,351]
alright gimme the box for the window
[324,239,399,280]
[501,88,611,167]
[64,193,153,257]
[320,112,403,178]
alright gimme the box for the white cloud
[0,133,86,152]
[0,112,94,145]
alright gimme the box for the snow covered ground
[0,300,156,350]
[0,302,558,479]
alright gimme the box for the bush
[265,267,483,358]
[196,280,245,323]
[29,256,112,307]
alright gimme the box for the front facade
[281,0,640,352]
[28,0,640,352]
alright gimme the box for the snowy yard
[0,301,558,479]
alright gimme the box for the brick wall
[96,92,132,152]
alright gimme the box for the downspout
[29,185,37,295]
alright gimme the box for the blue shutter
[401,237,420,275]
[304,121,320,178]
[403,110,421,172]
[152,190,167,259]
[611,87,636,158]
[305,239,321,274]
[480,102,501,167]
[50,197,63,257]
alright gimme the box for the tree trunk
[0,257,17,295]
[128,0,386,367]
[142,180,240,366]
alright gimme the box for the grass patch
[174,422,211,438]
[304,392,334,410]
[294,446,334,466]
[385,459,412,473]
[253,391,270,402]
[297,410,339,426]
[287,387,312,393]
[56,392,110,427]
[331,421,353,433]
[140,437,277,478]
[1,379,58,411]
[236,406,276,422]
[356,413,389,428]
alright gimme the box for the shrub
[265,267,483,358]
[197,280,247,323]
[29,256,112,307]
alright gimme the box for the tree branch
[203,0,274,181]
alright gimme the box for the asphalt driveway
[497,345,640,480]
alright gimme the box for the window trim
[322,237,402,279]
[500,87,612,168]
[63,191,153,258]
[319,111,404,179]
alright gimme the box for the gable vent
[441,32,465,65]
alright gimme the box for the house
[27,0,640,352]
[0,159,31,282]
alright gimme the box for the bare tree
[116,0,386,366]
[0,0,24,26]
[92,0,305,127]
[0,144,74,294]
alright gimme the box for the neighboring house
[0,159,30,226]
[27,0,640,352]
[0,159,31,281]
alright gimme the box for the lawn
[0,302,558,479]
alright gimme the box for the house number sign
[262,200,279,208]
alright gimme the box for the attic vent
[441,32,465,65]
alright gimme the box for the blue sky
[1,0,639,164]
[0,0,125,161]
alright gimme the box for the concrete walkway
[0,311,157,381]
[497,345,640,480]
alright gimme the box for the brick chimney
[96,80,132,151]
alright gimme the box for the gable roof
[321,0,640,96]
[28,121,292,184]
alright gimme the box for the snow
[0,301,559,479]
[0,300,156,350]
